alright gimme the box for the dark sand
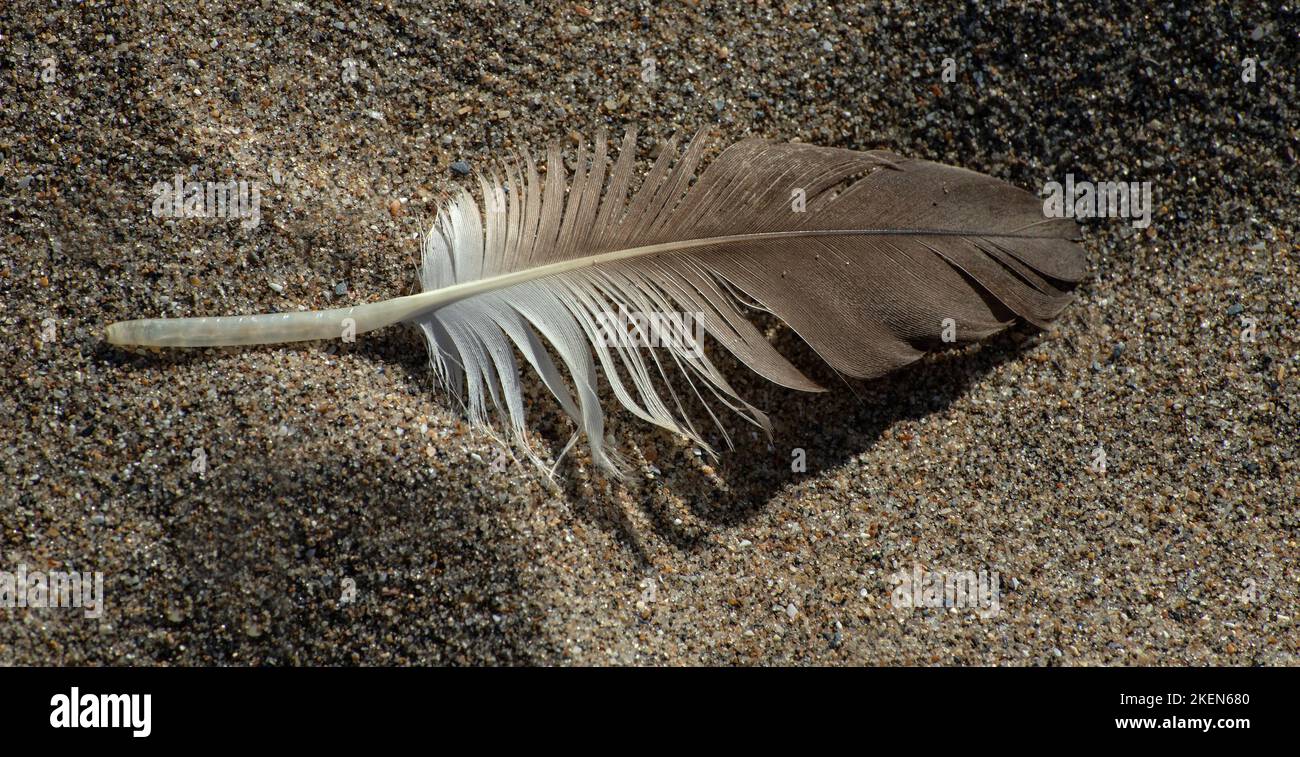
[1,2,1295,664]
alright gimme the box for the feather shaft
[106,228,1063,347]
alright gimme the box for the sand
[0,1,1295,665]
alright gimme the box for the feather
[106,128,1086,475]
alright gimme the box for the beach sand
[1,1,1295,664]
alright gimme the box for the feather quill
[107,129,1085,475]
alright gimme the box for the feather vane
[106,129,1086,475]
